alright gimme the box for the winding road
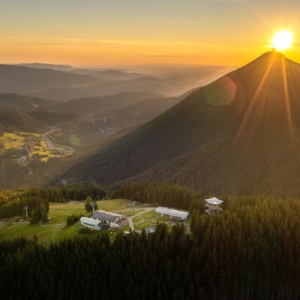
[42,128,73,154]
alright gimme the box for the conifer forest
[0,183,299,300]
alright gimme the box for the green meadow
[132,210,170,230]
[68,134,81,145]
[0,199,160,244]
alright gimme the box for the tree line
[0,185,299,299]
[0,182,195,219]
[0,182,108,219]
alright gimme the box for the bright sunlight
[273,31,293,51]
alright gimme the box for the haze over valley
[0,62,226,189]
[1,0,300,299]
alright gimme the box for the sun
[273,31,293,51]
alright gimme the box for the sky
[0,0,299,67]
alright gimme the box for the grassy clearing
[132,216,142,222]
[0,133,26,149]
[56,143,72,150]
[0,202,89,243]
[0,132,43,150]
[0,132,60,162]
[31,146,51,156]
[0,200,177,244]
[135,221,158,230]
[140,210,159,219]
[97,199,130,213]
[68,134,81,146]
[132,209,170,231]
[0,200,132,244]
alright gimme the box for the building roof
[155,207,189,219]
[92,210,121,223]
[80,217,100,226]
[205,197,223,205]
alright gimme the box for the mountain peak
[70,52,300,197]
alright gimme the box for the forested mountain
[0,93,56,111]
[90,89,196,130]
[57,91,162,116]
[0,111,50,133]
[69,51,300,197]
[27,111,84,126]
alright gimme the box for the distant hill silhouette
[70,69,148,80]
[1,64,197,101]
[35,76,185,101]
[2,63,222,101]
[28,111,83,126]
[0,93,56,111]
[0,65,99,101]
[18,63,75,72]
[69,51,300,197]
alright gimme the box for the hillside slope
[69,51,300,196]
[0,111,50,133]
[0,93,56,111]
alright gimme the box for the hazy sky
[1,0,299,67]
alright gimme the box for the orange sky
[1,0,299,68]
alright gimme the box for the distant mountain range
[68,51,300,198]
[0,64,202,101]
[0,64,98,101]
[69,69,148,81]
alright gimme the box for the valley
[3,1,300,299]
[1,52,300,300]
[0,66,215,189]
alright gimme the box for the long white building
[155,207,189,220]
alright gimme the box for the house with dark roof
[91,210,123,229]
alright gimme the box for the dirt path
[126,207,155,230]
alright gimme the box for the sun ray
[236,53,276,139]
[281,55,294,137]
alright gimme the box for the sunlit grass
[68,134,81,145]
[0,200,176,244]
[0,133,26,148]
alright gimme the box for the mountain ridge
[68,51,300,197]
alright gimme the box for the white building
[80,217,102,230]
[205,197,223,216]
[155,207,189,221]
